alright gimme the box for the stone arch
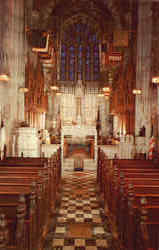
[35,0,127,30]
[60,13,101,39]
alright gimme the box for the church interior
[0,0,159,249]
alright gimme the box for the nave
[43,170,119,250]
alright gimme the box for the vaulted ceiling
[26,0,138,121]
[32,0,133,32]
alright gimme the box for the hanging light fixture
[102,85,111,99]
[102,86,110,92]
[132,89,142,95]
[56,92,62,96]
[0,74,10,82]
[50,85,59,91]
[98,93,104,97]
[19,87,29,93]
[0,50,10,82]
[152,76,159,84]
[50,79,60,92]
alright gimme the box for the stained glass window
[60,22,100,81]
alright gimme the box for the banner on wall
[148,136,155,160]
[113,30,129,47]
[108,52,123,63]
[101,41,123,67]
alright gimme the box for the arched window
[60,23,100,82]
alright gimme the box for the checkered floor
[44,170,117,250]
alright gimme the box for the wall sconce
[103,86,110,92]
[102,86,111,100]
[0,74,10,82]
[19,87,29,93]
[0,51,10,82]
[132,89,142,95]
[98,93,104,97]
[50,85,59,91]
[152,76,159,84]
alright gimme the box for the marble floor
[43,170,121,250]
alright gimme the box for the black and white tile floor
[44,170,119,250]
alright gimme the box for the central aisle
[44,170,118,250]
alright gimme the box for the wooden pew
[0,168,46,249]
[123,187,159,250]
[0,185,37,250]
[112,170,159,250]
[97,152,159,250]
[111,172,159,220]
[0,157,47,166]
[0,151,61,250]
[0,168,51,231]
[105,162,159,214]
[138,197,159,250]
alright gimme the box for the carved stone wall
[15,127,40,157]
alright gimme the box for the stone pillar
[45,95,54,130]
[98,96,110,137]
[100,98,106,136]
[9,0,25,123]
[135,1,152,140]
[104,98,110,137]
[3,0,26,155]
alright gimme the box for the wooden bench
[0,184,37,250]
[0,151,61,250]
[113,167,159,250]
[97,152,159,250]
[0,157,47,166]
[123,186,159,250]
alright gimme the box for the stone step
[62,159,74,174]
[84,159,96,170]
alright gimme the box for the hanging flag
[148,136,155,160]
[113,30,129,47]
[108,51,123,63]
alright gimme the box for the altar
[61,125,97,169]
[57,80,99,173]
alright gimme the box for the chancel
[0,0,159,250]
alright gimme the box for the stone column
[100,97,106,136]
[45,95,54,130]
[12,0,25,123]
[98,96,110,137]
[104,98,110,137]
[3,0,26,155]
[6,0,26,122]
[135,1,152,139]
